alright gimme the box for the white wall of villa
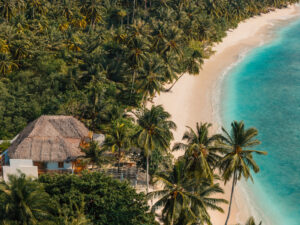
[3,159,38,182]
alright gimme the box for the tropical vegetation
[0,173,54,224]
[0,0,298,139]
[148,120,267,225]
[0,172,157,225]
[0,120,267,224]
[0,0,292,223]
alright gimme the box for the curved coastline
[154,4,300,225]
[221,16,300,225]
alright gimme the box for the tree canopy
[0,0,298,139]
[38,172,157,225]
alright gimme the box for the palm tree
[148,160,227,225]
[218,121,267,225]
[80,140,109,170]
[160,26,183,58]
[0,39,9,54]
[103,121,131,172]
[15,0,25,16]
[0,173,54,224]
[80,0,104,30]
[58,198,92,225]
[10,40,30,60]
[27,0,46,19]
[136,54,165,103]
[135,105,176,193]
[61,0,74,21]
[0,53,18,76]
[173,122,224,182]
[126,35,150,102]
[237,216,262,225]
[0,0,15,21]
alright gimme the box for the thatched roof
[7,115,90,162]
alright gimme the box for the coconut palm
[15,0,25,16]
[10,40,30,60]
[218,121,267,225]
[0,173,54,224]
[173,122,224,182]
[160,26,184,58]
[136,54,165,103]
[135,105,176,193]
[58,198,92,225]
[80,0,104,29]
[61,0,74,21]
[126,35,150,102]
[0,0,15,21]
[27,0,46,19]
[148,160,227,225]
[103,121,131,172]
[80,140,109,169]
[0,39,9,54]
[236,216,262,225]
[0,53,18,76]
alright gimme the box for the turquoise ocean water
[221,18,300,225]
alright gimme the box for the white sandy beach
[153,4,300,225]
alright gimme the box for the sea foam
[218,15,300,225]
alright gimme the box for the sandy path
[153,5,300,225]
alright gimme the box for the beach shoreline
[153,4,300,225]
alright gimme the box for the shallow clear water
[221,18,300,225]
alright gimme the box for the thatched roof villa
[3,115,92,176]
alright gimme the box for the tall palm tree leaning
[173,122,224,182]
[218,121,267,225]
[135,105,176,193]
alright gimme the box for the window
[58,162,64,168]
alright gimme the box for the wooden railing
[38,169,73,175]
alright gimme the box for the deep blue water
[221,18,300,225]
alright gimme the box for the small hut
[6,115,90,174]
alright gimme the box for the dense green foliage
[0,172,156,224]
[0,0,291,223]
[38,171,157,225]
[0,174,54,224]
[0,121,267,225]
[136,147,174,177]
[80,140,110,168]
[0,141,10,153]
[0,0,298,139]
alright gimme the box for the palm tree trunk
[224,171,237,225]
[118,149,121,173]
[129,69,136,103]
[146,154,149,194]
[165,73,184,92]
[132,0,136,23]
